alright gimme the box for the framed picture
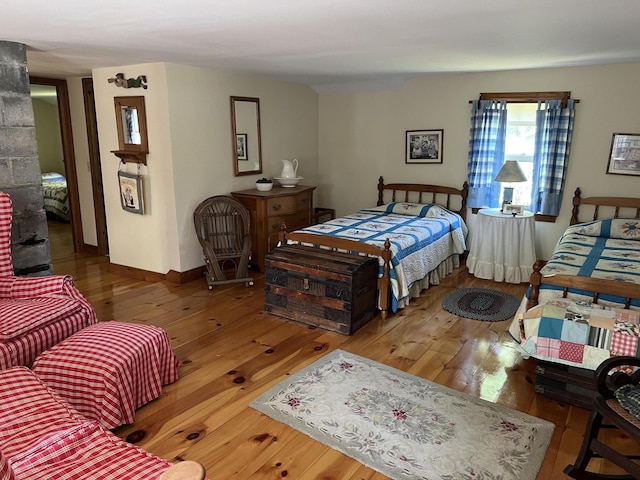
[503,204,524,216]
[606,133,640,176]
[236,133,248,161]
[118,171,144,215]
[405,129,443,164]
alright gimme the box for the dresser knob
[272,203,281,211]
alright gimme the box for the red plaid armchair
[0,192,97,369]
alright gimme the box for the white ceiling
[6,0,640,93]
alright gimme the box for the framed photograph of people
[118,171,144,214]
[405,129,444,164]
[606,133,640,176]
[236,133,248,161]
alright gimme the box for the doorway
[30,76,108,256]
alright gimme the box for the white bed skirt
[395,255,460,310]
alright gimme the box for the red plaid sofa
[0,367,205,480]
[0,192,97,369]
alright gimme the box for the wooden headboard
[570,187,640,225]
[376,177,469,221]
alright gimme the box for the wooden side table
[231,185,315,272]
[466,207,536,283]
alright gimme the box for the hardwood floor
[47,222,626,479]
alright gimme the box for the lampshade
[495,161,527,183]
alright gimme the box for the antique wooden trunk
[264,245,378,335]
[534,360,595,409]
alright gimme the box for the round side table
[466,207,536,283]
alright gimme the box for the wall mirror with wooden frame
[230,96,262,176]
[112,96,148,164]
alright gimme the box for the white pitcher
[280,158,299,178]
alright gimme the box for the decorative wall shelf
[111,150,148,165]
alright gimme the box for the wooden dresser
[231,185,315,271]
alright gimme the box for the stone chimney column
[0,40,51,275]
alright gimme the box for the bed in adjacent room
[279,177,469,319]
[41,172,70,222]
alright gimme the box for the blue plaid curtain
[530,99,575,215]
[466,100,507,208]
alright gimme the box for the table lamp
[495,160,527,206]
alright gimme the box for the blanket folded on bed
[508,218,640,343]
[519,298,640,370]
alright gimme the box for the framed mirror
[112,96,148,164]
[230,96,262,176]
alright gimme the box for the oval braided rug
[442,287,521,322]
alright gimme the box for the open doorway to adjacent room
[30,76,108,258]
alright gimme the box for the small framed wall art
[118,171,144,215]
[606,133,640,176]
[405,129,444,164]
[236,133,248,161]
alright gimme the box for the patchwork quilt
[291,202,467,312]
[520,298,640,370]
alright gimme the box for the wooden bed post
[377,177,385,206]
[570,187,582,225]
[527,260,545,310]
[460,181,469,222]
[378,238,392,320]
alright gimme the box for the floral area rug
[250,350,554,480]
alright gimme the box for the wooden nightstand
[231,185,315,271]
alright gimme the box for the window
[468,91,576,219]
[504,103,536,207]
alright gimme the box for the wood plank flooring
[46,221,631,479]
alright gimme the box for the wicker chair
[194,195,253,289]
[565,356,640,479]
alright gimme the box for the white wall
[165,64,318,271]
[90,63,318,274]
[318,62,640,260]
[32,98,64,174]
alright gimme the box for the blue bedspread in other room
[291,202,468,312]
[41,172,70,222]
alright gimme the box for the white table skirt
[467,208,536,284]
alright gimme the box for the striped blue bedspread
[291,202,467,312]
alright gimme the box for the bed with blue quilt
[41,172,70,222]
[505,189,640,407]
[280,177,469,320]
[508,189,640,348]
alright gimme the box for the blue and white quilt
[542,218,640,283]
[508,218,640,342]
[41,172,70,222]
[290,202,468,312]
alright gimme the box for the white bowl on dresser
[274,176,303,188]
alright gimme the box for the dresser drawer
[230,185,316,272]
[268,211,310,234]
[266,192,311,216]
